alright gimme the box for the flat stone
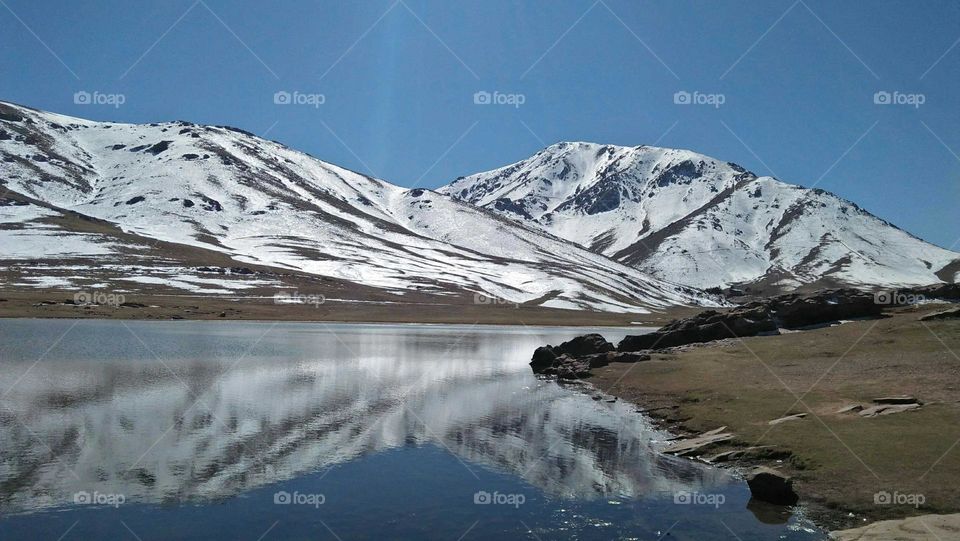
[768,413,808,425]
[835,404,863,414]
[872,396,920,405]
[663,431,734,456]
[706,446,775,463]
[859,403,922,417]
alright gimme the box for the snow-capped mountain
[0,102,718,313]
[442,142,959,292]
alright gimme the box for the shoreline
[583,303,960,534]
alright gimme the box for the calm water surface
[0,320,825,540]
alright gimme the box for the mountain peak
[441,143,958,292]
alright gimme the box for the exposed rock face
[619,305,777,351]
[745,466,799,506]
[619,289,882,352]
[534,351,650,379]
[920,307,960,321]
[530,334,617,376]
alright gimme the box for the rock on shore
[619,289,882,351]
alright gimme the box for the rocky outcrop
[920,307,960,321]
[619,289,882,352]
[662,427,734,456]
[532,289,894,374]
[535,351,650,379]
[531,333,614,368]
[745,466,799,505]
[619,305,777,351]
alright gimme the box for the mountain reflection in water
[0,320,728,515]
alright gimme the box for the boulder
[619,289,884,352]
[745,467,799,505]
[530,336,646,375]
[530,346,557,367]
[872,396,920,405]
[552,333,614,357]
[619,306,776,351]
[772,289,880,328]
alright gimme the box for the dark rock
[746,467,799,505]
[554,333,614,357]
[619,305,776,351]
[530,336,646,376]
[146,140,173,155]
[530,346,557,367]
[872,396,920,405]
[619,289,882,351]
[920,307,960,321]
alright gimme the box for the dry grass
[589,304,960,530]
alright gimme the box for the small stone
[768,413,807,425]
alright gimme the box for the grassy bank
[588,304,960,531]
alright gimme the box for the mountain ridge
[440,141,959,293]
[0,101,718,313]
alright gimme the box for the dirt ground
[588,303,960,531]
[0,289,701,326]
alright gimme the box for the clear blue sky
[2,0,958,248]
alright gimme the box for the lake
[0,319,825,540]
